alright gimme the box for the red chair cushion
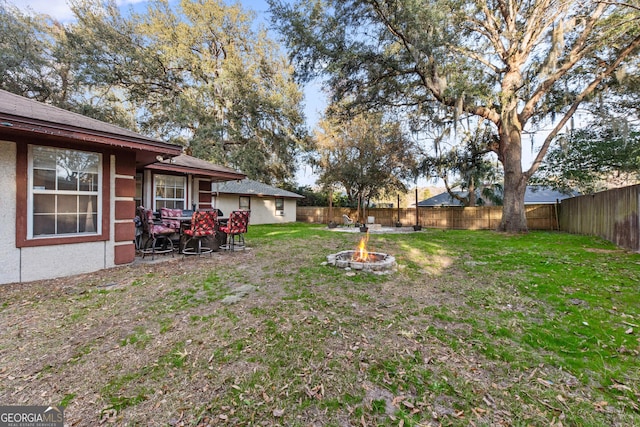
[183,211,217,237]
[160,207,182,231]
[219,211,248,234]
[151,223,176,236]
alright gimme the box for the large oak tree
[269,0,640,231]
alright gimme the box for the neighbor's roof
[0,89,181,165]
[213,178,303,198]
[146,154,246,181]
[418,186,578,207]
[417,191,467,207]
[523,186,579,204]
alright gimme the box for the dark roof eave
[0,113,181,157]
[146,163,246,181]
[213,190,304,199]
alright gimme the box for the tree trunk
[499,169,528,232]
[497,114,528,232]
[468,179,476,207]
[498,125,528,233]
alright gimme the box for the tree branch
[477,2,507,59]
[520,2,608,123]
[526,33,640,179]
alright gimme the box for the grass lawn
[1,223,639,426]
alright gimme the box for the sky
[16,0,325,186]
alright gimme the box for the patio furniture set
[134,207,250,259]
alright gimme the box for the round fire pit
[326,250,396,272]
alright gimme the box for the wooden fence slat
[297,204,558,230]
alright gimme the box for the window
[134,173,143,208]
[154,174,185,210]
[239,196,250,210]
[275,198,284,216]
[29,145,101,237]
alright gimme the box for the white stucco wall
[215,195,298,225]
[0,141,20,284]
[18,242,109,283]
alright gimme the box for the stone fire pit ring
[326,250,396,272]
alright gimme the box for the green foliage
[59,393,76,408]
[0,1,138,126]
[278,184,349,207]
[533,123,640,194]
[0,2,67,103]
[312,111,418,206]
[69,0,307,183]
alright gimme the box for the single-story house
[212,179,303,224]
[0,89,244,285]
[418,186,578,207]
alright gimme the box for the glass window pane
[79,195,97,233]
[57,214,78,234]
[32,146,56,169]
[240,196,250,210]
[79,172,98,191]
[33,194,55,214]
[33,169,56,190]
[57,169,78,191]
[135,173,143,202]
[58,195,78,214]
[153,174,185,210]
[57,149,99,173]
[33,215,55,235]
[79,195,97,215]
[79,152,100,173]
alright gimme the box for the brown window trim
[15,143,111,248]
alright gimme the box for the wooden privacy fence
[297,204,559,230]
[558,184,639,252]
